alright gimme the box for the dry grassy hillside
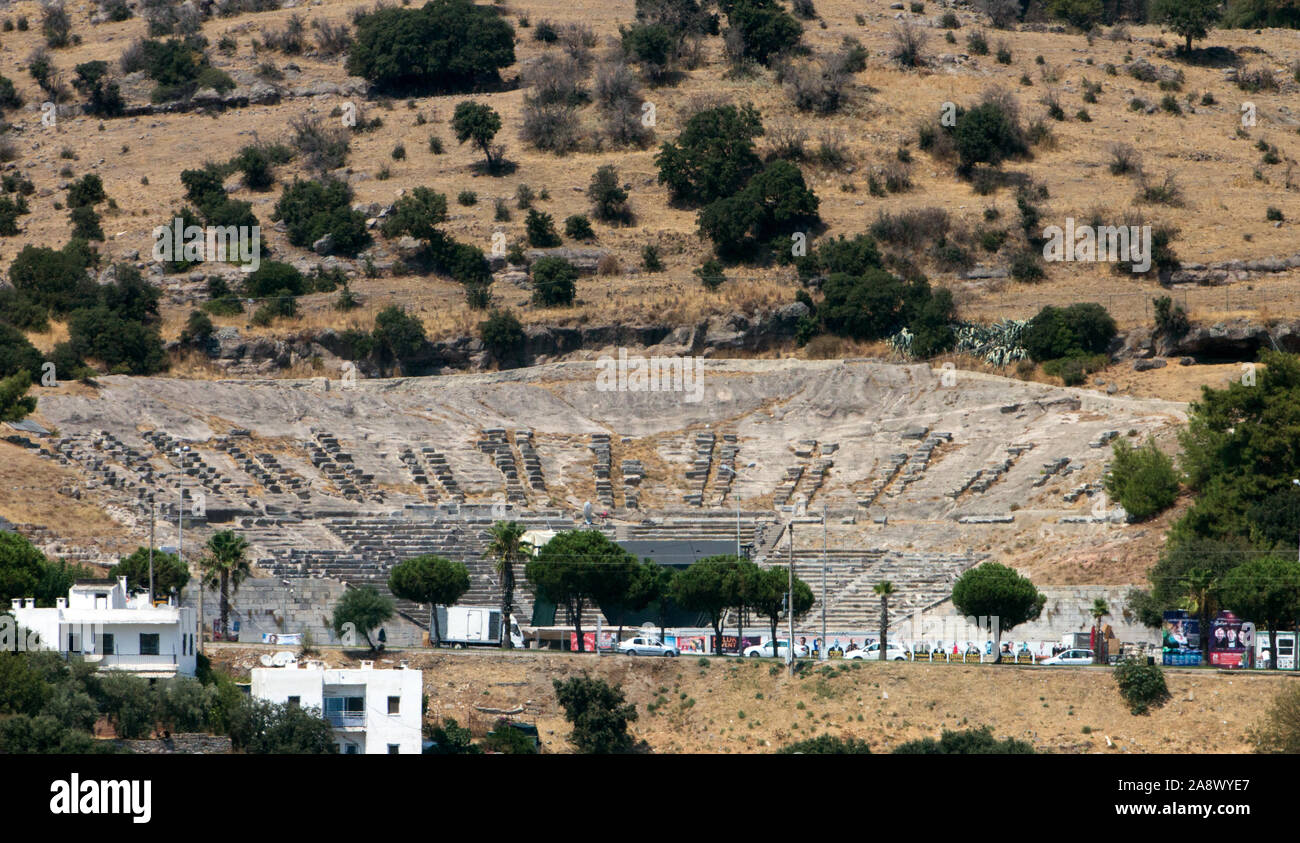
[209,645,1290,753]
[5,0,1300,358]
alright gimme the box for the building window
[102,634,115,655]
[387,696,400,715]
[140,633,160,656]
[344,743,359,755]
[387,744,400,754]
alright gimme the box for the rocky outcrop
[1121,318,1300,361]
[187,306,812,376]
[1167,253,1300,286]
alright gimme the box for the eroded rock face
[188,307,809,375]
[1121,318,1300,362]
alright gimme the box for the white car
[1041,648,1095,666]
[743,640,810,659]
[843,642,910,661]
[618,636,679,657]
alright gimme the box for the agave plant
[952,319,1029,367]
[886,327,914,357]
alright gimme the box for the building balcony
[326,713,366,729]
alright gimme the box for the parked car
[843,642,909,661]
[618,636,679,657]
[1041,648,1095,666]
[743,639,810,659]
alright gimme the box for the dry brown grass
[0,441,138,556]
[7,0,1300,376]
[207,645,1288,754]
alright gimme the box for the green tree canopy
[1152,0,1221,52]
[331,585,395,651]
[655,103,765,205]
[346,0,515,94]
[748,565,814,651]
[553,675,646,753]
[0,530,47,606]
[114,547,191,598]
[1217,556,1300,668]
[950,562,1045,660]
[525,530,638,651]
[0,371,36,423]
[451,101,503,169]
[388,554,470,647]
[672,554,741,655]
[1104,436,1180,522]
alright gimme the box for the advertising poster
[261,632,302,646]
[718,635,761,654]
[568,631,618,652]
[1162,610,1202,666]
[668,634,711,655]
[1209,611,1247,668]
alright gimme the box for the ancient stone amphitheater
[23,359,1184,634]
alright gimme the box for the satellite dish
[271,651,295,666]
[259,654,274,666]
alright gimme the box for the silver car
[618,636,679,657]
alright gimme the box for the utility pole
[148,498,155,605]
[821,505,827,662]
[787,521,795,675]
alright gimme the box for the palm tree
[202,530,250,642]
[1180,568,1217,664]
[484,521,531,649]
[1090,598,1110,664]
[874,581,895,661]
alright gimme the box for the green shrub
[564,214,595,241]
[894,726,1036,753]
[346,0,515,94]
[724,0,803,66]
[525,209,561,247]
[641,244,663,272]
[1047,0,1102,29]
[694,259,725,290]
[478,308,525,366]
[531,257,577,306]
[655,103,764,205]
[778,735,872,754]
[1113,659,1170,715]
[243,261,305,298]
[588,165,633,224]
[1023,303,1116,362]
[272,179,369,257]
[372,305,427,366]
[697,160,820,262]
[1105,437,1179,521]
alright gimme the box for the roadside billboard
[1209,611,1248,668]
[1162,610,1202,666]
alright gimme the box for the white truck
[434,606,525,649]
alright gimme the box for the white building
[251,663,424,754]
[10,577,198,678]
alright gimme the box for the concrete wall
[913,586,1158,647]
[183,577,425,648]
